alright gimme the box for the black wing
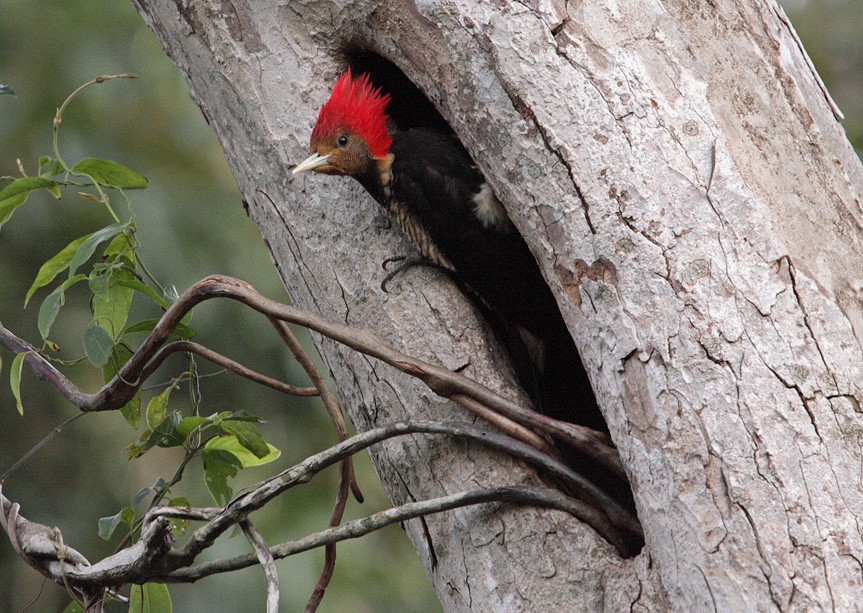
[389,129,602,430]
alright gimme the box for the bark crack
[784,257,841,395]
[629,578,644,612]
[333,268,352,324]
[736,502,783,607]
[489,59,596,234]
[759,352,822,443]
[392,462,439,569]
[794,439,837,611]
[257,188,325,312]
[694,564,718,613]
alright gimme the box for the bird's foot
[381,254,432,292]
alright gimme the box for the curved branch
[268,318,362,501]
[144,340,318,397]
[172,419,638,564]
[0,326,92,408]
[6,419,638,591]
[240,519,279,613]
[0,275,624,477]
[161,485,611,583]
[267,318,361,610]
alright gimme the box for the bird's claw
[382,255,407,271]
[380,254,428,293]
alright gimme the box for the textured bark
[133,0,863,610]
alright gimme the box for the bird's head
[293,70,392,179]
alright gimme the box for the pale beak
[292,152,332,174]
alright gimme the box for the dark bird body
[375,129,603,432]
[292,71,603,433]
[294,70,640,553]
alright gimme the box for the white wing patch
[472,183,513,232]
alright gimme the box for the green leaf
[129,413,184,458]
[98,506,135,540]
[103,344,141,428]
[10,352,26,415]
[219,410,260,423]
[128,429,152,459]
[38,156,65,178]
[125,318,195,340]
[146,387,172,430]
[68,223,126,279]
[0,177,55,230]
[148,414,184,449]
[26,234,91,306]
[120,393,142,428]
[204,434,280,468]
[38,288,63,340]
[132,478,167,508]
[114,278,172,310]
[133,486,153,508]
[202,449,242,505]
[83,324,114,367]
[94,267,135,337]
[37,274,86,339]
[176,416,211,438]
[219,421,270,459]
[168,496,190,508]
[103,342,131,382]
[89,270,111,298]
[128,583,172,613]
[0,84,15,96]
[61,602,84,613]
[72,157,148,189]
[104,231,134,257]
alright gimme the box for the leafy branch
[0,75,641,613]
[1,420,633,612]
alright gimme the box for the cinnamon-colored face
[298,129,374,178]
[293,70,392,178]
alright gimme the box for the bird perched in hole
[292,70,603,434]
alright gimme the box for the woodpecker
[293,70,603,433]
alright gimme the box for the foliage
[0,3,436,609]
[1,77,281,612]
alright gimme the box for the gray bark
[133,0,863,610]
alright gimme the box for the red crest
[311,70,392,157]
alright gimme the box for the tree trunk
[132,0,863,609]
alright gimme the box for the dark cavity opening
[340,48,642,555]
[341,49,452,134]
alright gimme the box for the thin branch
[148,506,221,521]
[306,460,349,613]
[53,74,137,130]
[240,519,279,613]
[453,393,558,458]
[267,318,360,610]
[0,326,92,407]
[1,420,640,591]
[162,485,614,583]
[0,412,87,481]
[268,318,362,502]
[143,340,318,396]
[211,277,620,475]
[0,276,623,476]
[0,483,91,577]
[172,420,637,566]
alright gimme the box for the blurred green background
[0,2,437,612]
[0,1,859,611]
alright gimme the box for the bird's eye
[336,134,349,147]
